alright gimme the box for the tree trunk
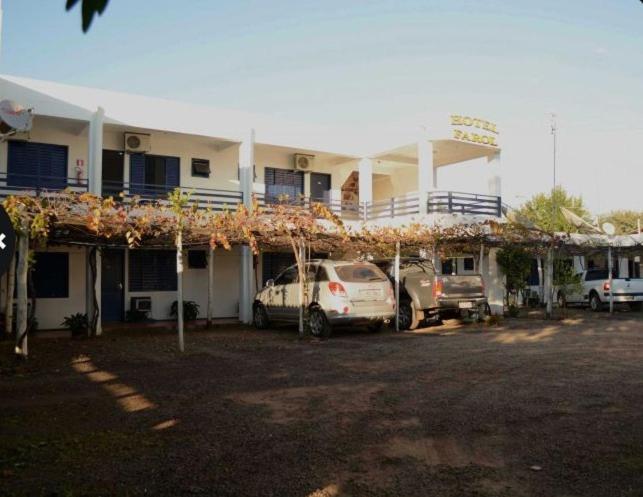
[88,247,100,336]
[4,251,15,338]
[545,247,554,319]
[176,230,184,352]
[15,235,29,359]
[206,247,214,328]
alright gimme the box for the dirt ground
[1,310,642,497]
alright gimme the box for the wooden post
[298,240,305,338]
[394,241,400,332]
[608,245,614,315]
[176,230,184,352]
[545,247,554,319]
[207,247,214,328]
[15,234,28,358]
[4,251,15,337]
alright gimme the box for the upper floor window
[7,141,68,190]
[191,158,210,178]
[130,154,179,196]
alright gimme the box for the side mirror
[266,279,275,287]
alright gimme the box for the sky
[1,0,642,214]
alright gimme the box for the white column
[487,151,501,197]
[358,158,373,204]
[239,129,255,323]
[417,135,435,215]
[487,248,504,315]
[88,107,104,196]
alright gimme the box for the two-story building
[0,75,506,330]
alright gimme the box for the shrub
[507,304,520,318]
[170,300,200,321]
[61,313,89,337]
[125,309,148,322]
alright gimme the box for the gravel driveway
[1,312,642,496]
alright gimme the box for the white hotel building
[0,75,506,330]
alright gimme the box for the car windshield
[335,264,387,282]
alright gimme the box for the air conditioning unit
[131,296,152,313]
[294,153,314,172]
[124,133,151,154]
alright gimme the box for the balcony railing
[102,181,243,211]
[365,195,420,220]
[0,172,88,198]
[255,193,363,220]
[427,191,502,217]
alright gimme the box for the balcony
[427,191,502,217]
[0,172,88,198]
[102,181,243,211]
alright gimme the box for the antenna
[550,113,557,230]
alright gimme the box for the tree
[496,246,532,308]
[516,187,591,233]
[597,210,643,235]
[66,0,109,32]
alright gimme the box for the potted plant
[170,300,200,321]
[61,313,89,338]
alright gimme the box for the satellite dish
[601,222,616,236]
[561,207,602,233]
[0,100,33,135]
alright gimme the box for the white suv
[253,259,395,337]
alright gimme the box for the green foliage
[496,246,533,303]
[597,210,643,235]
[66,0,109,33]
[507,304,520,318]
[517,187,591,233]
[554,258,582,296]
[61,313,89,337]
[171,301,200,321]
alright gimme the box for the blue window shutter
[165,157,180,191]
[129,154,145,194]
[7,142,67,190]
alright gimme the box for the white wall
[103,127,241,194]
[124,246,242,321]
[0,116,89,180]
[0,246,88,330]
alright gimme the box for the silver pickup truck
[374,258,489,330]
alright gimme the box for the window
[527,259,540,286]
[335,264,387,283]
[33,252,69,298]
[265,167,304,203]
[130,154,179,195]
[188,250,208,269]
[129,250,177,291]
[262,252,296,285]
[275,266,298,285]
[441,259,454,275]
[8,141,68,190]
[192,158,210,178]
[463,257,474,271]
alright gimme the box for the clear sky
[1,0,642,214]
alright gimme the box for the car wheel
[253,304,270,329]
[309,307,331,338]
[589,292,602,312]
[367,320,383,333]
[397,301,419,330]
[557,292,567,308]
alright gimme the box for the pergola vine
[3,189,641,357]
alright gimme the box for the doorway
[101,249,124,322]
[310,172,331,203]
[102,150,124,197]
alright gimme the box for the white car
[559,269,643,311]
[253,259,396,337]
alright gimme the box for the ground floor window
[33,252,69,298]
[262,252,296,285]
[129,250,177,291]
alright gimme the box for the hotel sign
[450,115,499,147]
